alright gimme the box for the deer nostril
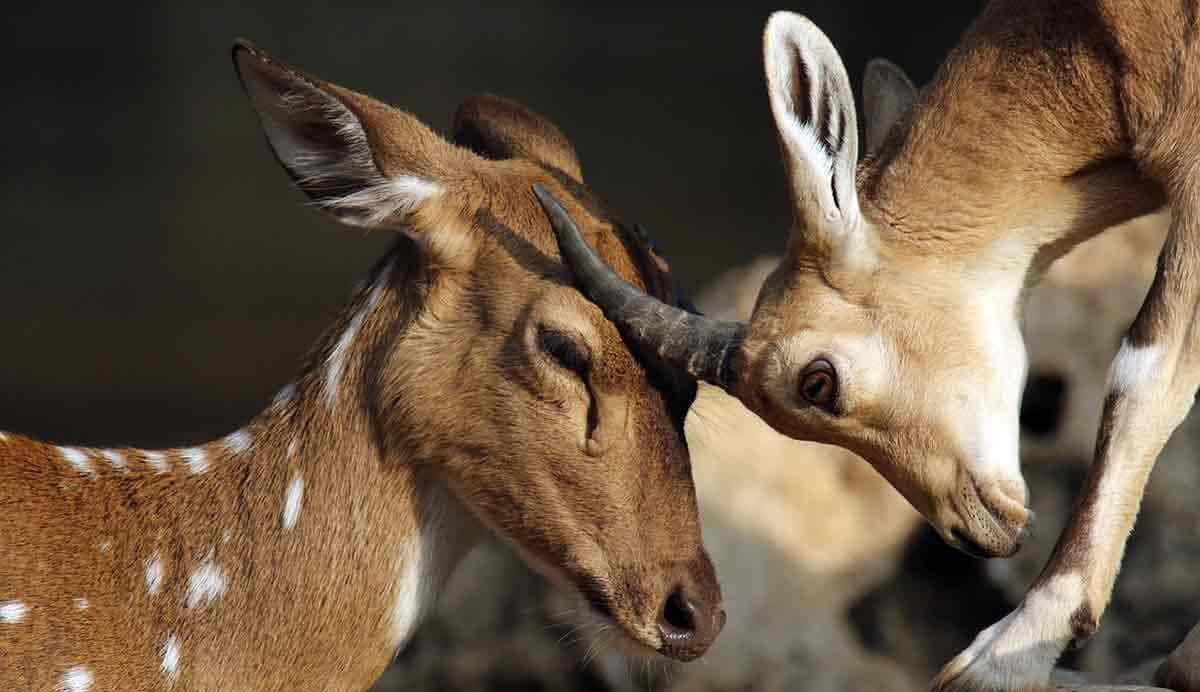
[659,588,698,640]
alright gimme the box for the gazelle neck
[860,17,1165,278]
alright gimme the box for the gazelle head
[544,13,1034,559]
[235,42,722,659]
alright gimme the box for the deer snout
[655,555,725,661]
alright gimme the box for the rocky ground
[373,212,1199,692]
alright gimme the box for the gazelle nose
[656,582,725,661]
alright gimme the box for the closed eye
[537,326,590,379]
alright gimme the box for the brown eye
[800,359,838,410]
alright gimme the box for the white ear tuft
[763,12,860,236]
[863,58,918,156]
[234,41,445,230]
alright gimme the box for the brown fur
[732,3,1199,690]
[0,43,723,691]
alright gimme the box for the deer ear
[452,95,584,183]
[763,12,860,240]
[233,40,469,232]
[863,58,917,156]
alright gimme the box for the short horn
[532,184,745,392]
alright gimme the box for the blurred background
[2,2,1197,690]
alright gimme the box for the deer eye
[799,359,838,411]
[537,327,590,379]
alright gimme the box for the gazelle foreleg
[933,195,1200,692]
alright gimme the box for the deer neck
[1,241,483,689]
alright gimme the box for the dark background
[0,1,982,445]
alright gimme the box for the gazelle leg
[933,196,1200,692]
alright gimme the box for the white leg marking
[58,666,92,692]
[185,555,226,608]
[223,430,253,455]
[100,450,127,472]
[1107,340,1162,394]
[143,451,168,474]
[160,633,180,686]
[281,474,304,531]
[0,600,27,623]
[58,447,96,479]
[73,598,89,610]
[181,447,208,475]
[936,573,1083,690]
[145,554,164,596]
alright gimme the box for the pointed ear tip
[864,58,916,89]
[231,38,270,78]
[765,10,810,33]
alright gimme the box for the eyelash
[537,327,590,379]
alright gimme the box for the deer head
[234,42,723,660]
[544,13,1046,560]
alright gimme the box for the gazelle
[545,3,1197,691]
[0,41,725,691]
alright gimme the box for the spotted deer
[0,41,726,692]
[544,3,1199,691]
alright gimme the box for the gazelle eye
[537,326,590,379]
[799,359,838,411]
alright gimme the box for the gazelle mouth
[950,527,993,559]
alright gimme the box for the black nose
[659,588,697,640]
[657,583,725,661]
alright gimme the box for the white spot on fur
[74,598,89,610]
[181,447,208,475]
[58,666,92,692]
[366,259,394,313]
[0,600,27,623]
[185,555,226,608]
[160,633,180,686]
[324,260,394,408]
[287,438,298,458]
[389,540,426,649]
[98,541,112,554]
[281,474,304,530]
[143,451,167,474]
[59,447,95,479]
[1107,340,1162,395]
[100,450,127,472]
[222,530,232,545]
[145,554,164,596]
[325,312,363,408]
[273,382,297,408]
[223,430,253,455]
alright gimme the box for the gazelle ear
[233,40,467,231]
[863,58,918,156]
[763,12,860,240]
[453,95,584,183]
